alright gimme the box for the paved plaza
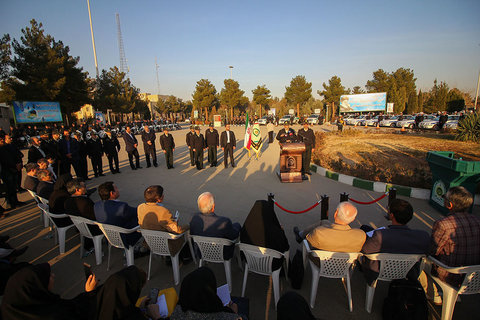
[1,123,479,320]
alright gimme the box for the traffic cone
[354,122,357,127]
[401,125,406,132]
[376,123,380,129]
[364,122,368,128]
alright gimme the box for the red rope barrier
[349,193,387,205]
[274,200,320,214]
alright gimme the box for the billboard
[339,93,387,113]
[94,111,106,125]
[13,101,63,123]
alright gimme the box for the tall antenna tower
[155,57,161,94]
[115,13,129,75]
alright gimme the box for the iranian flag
[243,112,252,150]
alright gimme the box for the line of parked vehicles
[343,114,462,130]
[257,114,324,126]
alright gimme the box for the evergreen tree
[192,79,218,119]
[2,20,89,120]
[219,79,245,119]
[418,90,424,112]
[446,88,465,112]
[351,86,364,94]
[285,75,312,115]
[406,91,418,114]
[0,34,11,80]
[252,84,271,117]
[318,75,348,120]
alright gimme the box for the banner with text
[339,93,387,113]
[13,101,63,124]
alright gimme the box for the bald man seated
[189,192,241,259]
[294,202,366,253]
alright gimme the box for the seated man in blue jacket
[94,181,141,248]
[189,192,241,259]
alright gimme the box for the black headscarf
[177,267,231,314]
[1,263,62,319]
[277,291,317,320]
[240,200,289,253]
[95,265,147,320]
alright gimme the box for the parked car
[365,116,379,127]
[257,116,269,125]
[344,115,357,125]
[278,115,298,125]
[418,115,439,130]
[349,115,367,126]
[396,115,416,129]
[306,114,323,125]
[444,115,460,130]
[379,116,399,127]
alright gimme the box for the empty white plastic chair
[237,243,285,309]
[37,203,75,254]
[425,256,480,320]
[96,222,139,270]
[363,253,425,313]
[28,190,49,227]
[140,229,193,285]
[190,235,238,293]
[68,215,105,265]
[303,240,360,311]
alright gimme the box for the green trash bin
[426,151,480,214]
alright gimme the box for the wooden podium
[278,142,305,183]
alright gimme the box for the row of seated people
[1,263,316,320]
[23,162,480,308]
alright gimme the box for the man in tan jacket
[294,202,366,252]
[137,185,189,256]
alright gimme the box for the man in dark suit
[360,199,430,285]
[94,181,141,247]
[186,125,195,166]
[87,132,104,177]
[205,124,219,167]
[220,124,236,169]
[27,137,46,164]
[123,126,141,170]
[192,126,206,170]
[36,169,55,200]
[0,136,25,210]
[102,130,121,174]
[276,122,297,143]
[297,122,316,176]
[73,132,88,180]
[23,163,39,192]
[5,134,24,192]
[189,192,241,259]
[141,125,157,168]
[159,127,175,169]
[58,129,78,176]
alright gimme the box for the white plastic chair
[237,243,284,309]
[140,229,194,285]
[303,240,360,311]
[425,256,480,320]
[190,235,238,293]
[37,203,75,254]
[28,190,49,227]
[68,215,105,265]
[96,222,139,270]
[363,253,425,313]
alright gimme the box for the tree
[2,20,90,120]
[0,34,11,80]
[94,66,146,117]
[252,85,271,118]
[318,75,348,120]
[446,88,465,112]
[425,79,449,112]
[366,69,390,93]
[351,86,364,94]
[284,75,312,116]
[418,90,424,112]
[192,79,218,120]
[219,79,245,119]
[406,91,418,114]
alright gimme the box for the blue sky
[1,0,479,101]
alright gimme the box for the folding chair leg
[441,287,459,320]
[172,254,181,285]
[345,273,353,312]
[241,265,249,297]
[365,281,377,313]
[147,252,153,280]
[272,269,281,309]
[199,259,203,267]
[93,236,103,265]
[107,244,112,271]
[43,213,49,228]
[58,228,67,254]
[187,237,197,265]
[224,260,232,293]
[302,244,307,270]
[79,235,85,258]
[125,247,135,266]
[310,263,320,308]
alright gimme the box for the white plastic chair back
[69,215,96,238]
[37,203,74,254]
[367,253,425,281]
[97,223,138,249]
[311,250,360,278]
[27,190,40,204]
[458,267,480,295]
[140,229,183,256]
[38,196,49,205]
[237,243,283,276]
[190,235,235,263]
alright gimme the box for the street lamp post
[229,66,233,79]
